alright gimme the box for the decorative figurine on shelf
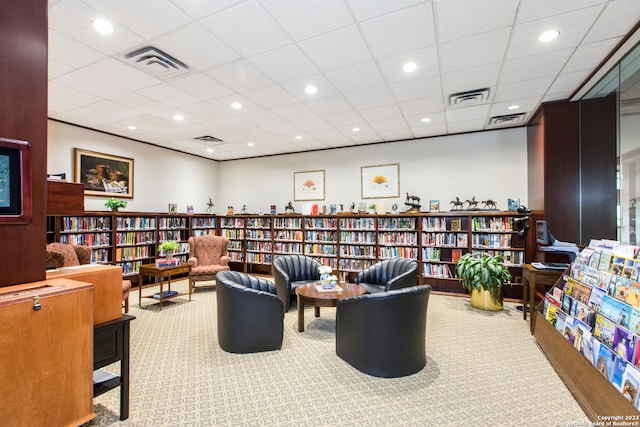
[404,192,421,213]
[339,204,344,212]
[285,201,295,214]
[206,197,215,214]
[482,199,498,210]
[349,202,356,212]
[240,204,248,215]
[465,196,479,210]
[450,197,464,210]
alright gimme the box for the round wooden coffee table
[295,282,366,332]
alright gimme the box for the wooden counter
[47,264,122,324]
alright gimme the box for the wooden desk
[138,263,191,310]
[94,314,135,420]
[522,264,564,333]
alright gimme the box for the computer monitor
[536,220,548,245]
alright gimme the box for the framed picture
[74,148,134,198]
[0,137,32,224]
[361,163,400,199]
[294,170,325,201]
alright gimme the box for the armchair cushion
[46,243,92,268]
[216,271,283,353]
[355,258,418,294]
[187,235,231,296]
[273,254,322,311]
[336,284,431,378]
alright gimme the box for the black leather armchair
[273,254,322,311]
[216,271,284,353]
[336,284,431,378]
[355,258,418,294]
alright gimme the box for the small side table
[522,264,565,333]
[138,263,191,310]
[94,314,135,420]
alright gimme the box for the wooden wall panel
[580,95,617,242]
[0,0,48,286]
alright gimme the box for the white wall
[218,127,528,214]
[47,120,219,213]
[48,121,528,214]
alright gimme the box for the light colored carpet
[86,279,589,426]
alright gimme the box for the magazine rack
[533,274,639,420]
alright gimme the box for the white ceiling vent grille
[123,46,189,80]
[487,113,527,127]
[448,88,490,108]
[194,135,224,145]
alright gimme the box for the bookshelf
[304,215,338,269]
[46,211,527,296]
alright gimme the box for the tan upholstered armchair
[46,242,92,268]
[187,235,231,299]
[45,242,132,313]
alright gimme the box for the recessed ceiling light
[295,136,302,140]
[305,85,317,94]
[403,62,417,73]
[247,142,255,147]
[173,114,184,121]
[420,117,431,123]
[206,148,214,153]
[231,102,242,109]
[352,127,360,132]
[538,30,559,43]
[127,125,137,130]
[507,105,520,110]
[92,19,114,35]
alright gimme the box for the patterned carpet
[86,279,589,427]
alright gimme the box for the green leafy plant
[104,197,127,211]
[455,252,512,294]
[159,240,179,251]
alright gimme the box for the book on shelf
[450,218,461,232]
[153,290,178,299]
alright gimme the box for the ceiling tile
[200,1,291,57]
[152,23,240,71]
[137,83,200,107]
[85,0,192,39]
[547,70,592,95]
[322,111,366,127]
[441,62,501,95]
[326,61,386,93]
[343,85,395,109]
[270,103,317,121]
[564,38,623,73]
[445,105,491,122]
[180,102,232,122]
[169,73,235,101]
[346,0,425,22]
[358,104,403,122]
[49,29,104,69]
[494,76,555,102]
[389,75,442,103]
[517,0,606,23]
[377,46,440,83]
[359,3,436,58]
[368,117,410,132]
[53,57,160,99]
[207,60,273,93]
[440,28,511,73]
[583,0,640,43]
[306,96,354,116]
[169,0,247,20]
[49,81,101,108]
[447,118,488,133]
[260,0,353,41]
[501,48,575,84]
[49,59,74,80]
[300,26,372,72]
[280,74,339,101]
[397,96,445,116]
[411,123,447,138]
[247,45,320,83]
[435,0,519,43]
[242,85,299,109]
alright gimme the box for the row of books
[273,217,303,228]
[422,232,467,248]
[377,217,416,230]
[422,263,453,278]
[116,246,151,261]
[379,247,418,260]
[245,253,272,264]
[191,218,216,228]
[305,230,337,242]
[471,216,513,232]
[221,229,244,239]
[59,232,111,247]
[274,230,304,241]
[471,233,513,248]
[155,258,181,267]
[422,216,466,232]
[304,244,337,256]
[246,217,271,228]
[340,246,376,258]
[543,239,640,410]
[246,241,273,252]
[305,217,337,229]
[339,217,376,230]
[245,229,273,240]
[339,258,373,272]
[273,242,303,253]
[471,249,524,265]
[115,231,155,245]
[158,217,187,229]
[116,216,156,230]
[377,231,418,245]
[339,231,376,244]
[158,230,185,241]
[221,218,245,228]
[61,216,111,232]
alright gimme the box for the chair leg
[124,297,129,313]
[189,276,193,301]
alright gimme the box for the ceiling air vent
[488,113,527,127]
[193,135,224,145]
[448,88,490,108]
[123,46,189,80]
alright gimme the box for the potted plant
[105,197,127,212]
[159,240,180,259]
[368,204,377,214]
[455,252,512,311]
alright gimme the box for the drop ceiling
[48,0,640,161]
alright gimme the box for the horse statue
[465,196,478,210]
[482,199,498,210]
[450,197,464,210]
[404,192,421,212]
